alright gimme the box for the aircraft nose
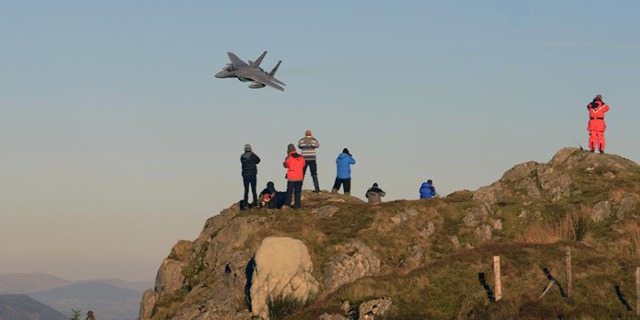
[214,71,224,78]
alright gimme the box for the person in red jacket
[283,143,306,208]
[587,94,610,154]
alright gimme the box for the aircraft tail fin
[269,61,282,77]
[249,51,267,67]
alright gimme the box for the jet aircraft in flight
[214,51,286,92]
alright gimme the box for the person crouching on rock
[258,181,276,208]
[365,183,386,204]
[283,144,305,208]
[420,179,436,199]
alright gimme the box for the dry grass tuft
[517,206,589,244]
[612,219,640,259]
[517,224,561,244]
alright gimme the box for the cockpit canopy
[223,64,233,72]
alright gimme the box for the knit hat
[305,129,312,136]
[244,144,252,152]
[373,183,378,188]
[594,94,602,101]
[287,143,296,153]
[342,148,350,155]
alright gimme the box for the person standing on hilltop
[331,148,356,196]
[283,143,306,208]
[587,94,610,154]
[365,182,386,204]
[420,179,436,199]
[240,143,261,208]
[298,129,321,192]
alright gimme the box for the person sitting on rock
[419,179,436,199]
[365,183,386,204]
[258,181,277,208]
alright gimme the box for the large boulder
[591,201,612,222]
[617,195,638,220]
[250,236,319,320]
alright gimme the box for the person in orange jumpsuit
[587,94,610,153]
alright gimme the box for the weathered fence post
[494,255,502,301]
[636,267,640,315]
[566,247,572,298]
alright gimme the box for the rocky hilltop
[140,148,640,319]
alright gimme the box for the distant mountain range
[0,294,67,320]
[0,273,153,320]
[0,273,71,294]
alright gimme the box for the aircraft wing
[270,77,286,86]
[227,52,248,67]
[250,72,285,92]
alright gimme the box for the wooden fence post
[635,267,640,315]
[566,247,572,298]
[494,255,502,301]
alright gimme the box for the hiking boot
[313,189,321,193]
[344,192,350,196]
[599,150,605,154]
[331,188,338,194]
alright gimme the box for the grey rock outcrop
[324,241,381,293]
[154,240,193,294]
[591,201,612,222]
[313,205,340,218]
[251,236,319,320]
[318,298,392,320]
[472,184,504,205]
[139,289,158,319]
[391,208,420,225]
[617,196,638,220]
[463,204,491,227]
[358,298,392,320]
[475,224,493,241]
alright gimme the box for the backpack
[239,199,253,211]
[260,193,272,208]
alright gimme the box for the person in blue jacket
[420,179,436,199]
[331,148,356,196]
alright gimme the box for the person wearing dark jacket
[283,143,306,208]
[259,181,280,208]
[419,179,436,199]
[365,183,386,204]
[240,144,261,208]
[331,148,356,196]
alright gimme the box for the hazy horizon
[2,1,640,282]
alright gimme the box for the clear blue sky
[1,1,639,281]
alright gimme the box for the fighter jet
[214,51,286,92]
